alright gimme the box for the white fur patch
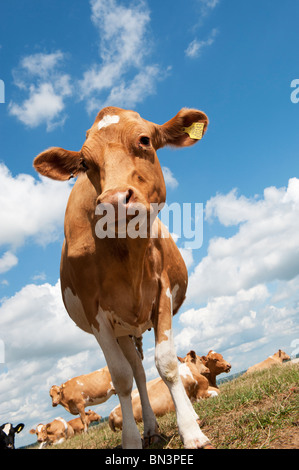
[3,424,11,436]
[63,287,91,333]
[178,362,194,380]
[97,115,120,130]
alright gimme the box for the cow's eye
[139,136,151,147]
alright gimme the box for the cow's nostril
[125,189,134,204]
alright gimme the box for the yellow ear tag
[182,122,205,140]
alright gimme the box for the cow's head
[33,107,208,236]
[86,409,102,423]
[30,424,47,443]
[49,385,62,406]
[178,350,210,376]
[276,349,290,362]
[0,423,24,449]
[202,351,231,375]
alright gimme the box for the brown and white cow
[68,409,102,435]
[33,106,211,449]
[109,351,211,432]
[30,417,74,448]
[49,366,115,431]
[245,349,290,375]
[201,350,231,389]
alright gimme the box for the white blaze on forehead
[97,115,120,130]
[3,424,11,435]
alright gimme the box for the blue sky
[1,0,299,448]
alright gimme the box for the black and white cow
[0,423,24,449]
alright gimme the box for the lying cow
[30,417,74,448]
[34,105,212,449]
[109,351,211,432]
[246,349,290,374]
[49,366,115,431]
[68,409,102,435]
[201,350,231,390]
[0,423,24,449]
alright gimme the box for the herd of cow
[1,348,290,449]
[0,107,292,449]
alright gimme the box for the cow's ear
[177,356,184,363]
[14,423,24,434]
[187,350,197,363]
[34,147,85,181]
[154,108,208,149]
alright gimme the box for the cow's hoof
[202,443,215,449]
[143,433,164,448]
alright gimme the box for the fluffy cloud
[9,51,72,131]
[9,1,167,129]
[79,0,165,112]
[0,164,71,250]
[0,251,18,274]
[0,280,113,446]
[174,178,299,369]
[162,166,179,190]
[188,178,299,303]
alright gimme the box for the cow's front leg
[91,312,142,449]
[77,403,88,432]
[154,278,212,449]
[117,335,160,445]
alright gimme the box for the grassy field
[29,361,299,450]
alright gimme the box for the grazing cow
[68,409,102,435]
[109,351,211,432]
[0,423,24,449]
[245,349,290,374]
[49,366,115,431]
[30,417,74,448]
[201,350,231,389]
[33,106,211,449]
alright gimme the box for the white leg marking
[155,329,209,449]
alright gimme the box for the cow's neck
[99,235,149,298]
[207,368,217,387]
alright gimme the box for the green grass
[29,361,299,450]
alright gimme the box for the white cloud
[9,51,72,130]
[0,251,18,274]
[162,166,179,190]
[0,280,110,445]
[188,178,299,303]
[9,1,168,129]
[0,164,72,274]
[197,0,220,16]
[174,178,299,369]
[185,28,218,59]
[79,0,166,112]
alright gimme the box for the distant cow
[201,350,231,390]
[109,351,211,433]
[0,423,24,449]
[49,366,115,431]
[30,417,74,448]
[68,409,102,435]
[246,349,290,374]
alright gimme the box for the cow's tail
[133,335,144,360]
